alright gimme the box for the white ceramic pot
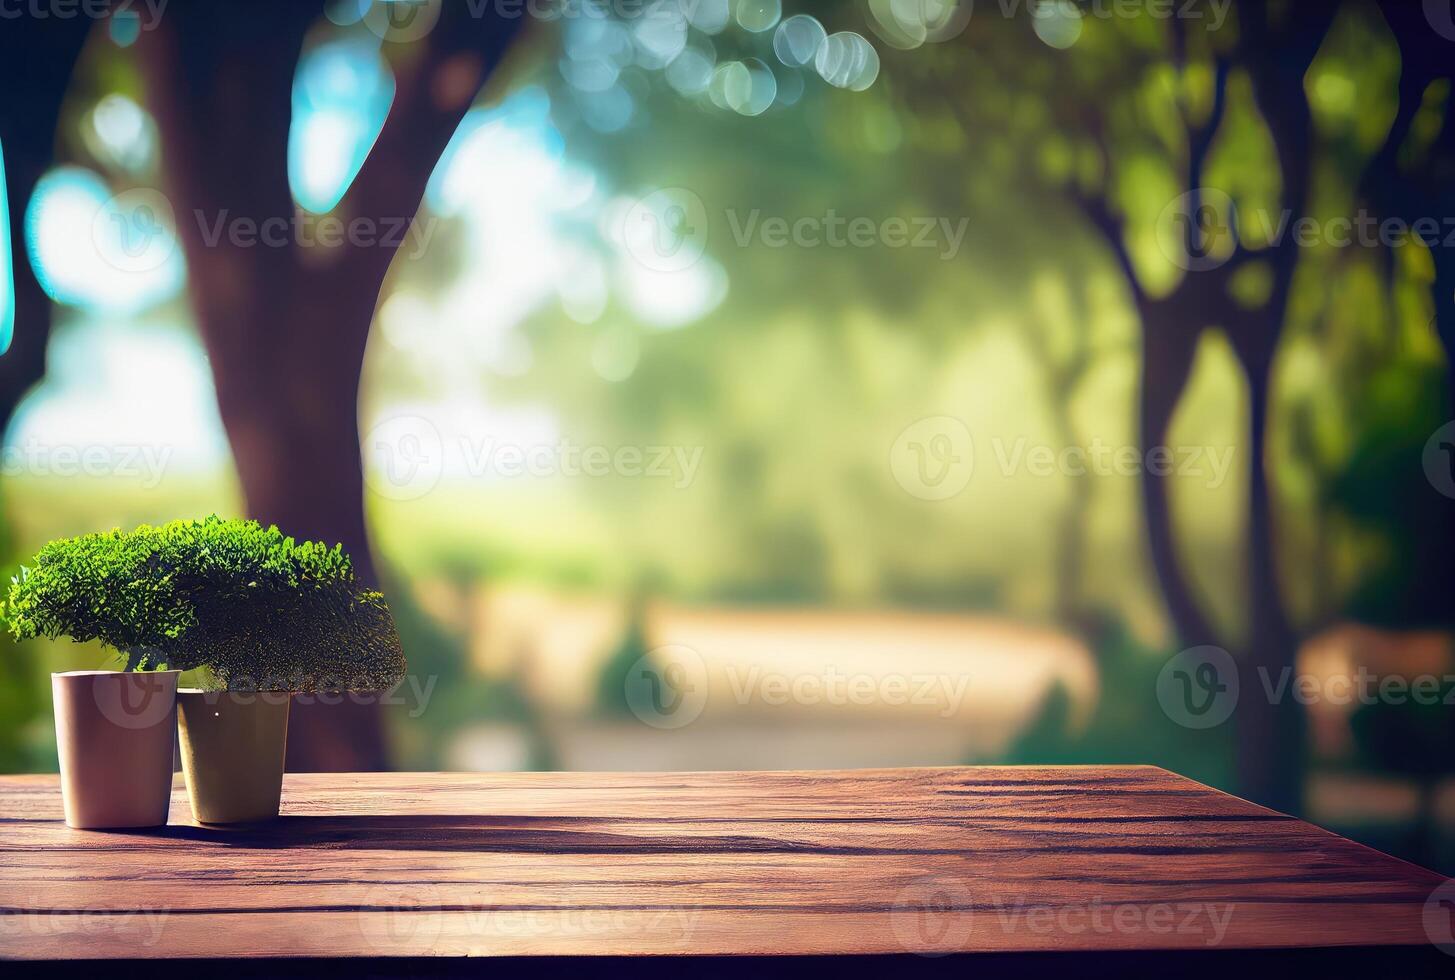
[52,670,179,829]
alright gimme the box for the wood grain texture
[0,766,1446,961]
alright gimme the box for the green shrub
[4,516,406,692]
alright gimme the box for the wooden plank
[0,767,1445,960]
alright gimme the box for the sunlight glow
[405,89,607,383]
[0,139,13,355]
[83,95,157,175]
[370,83,730,487]
[6,318,231,479]
[289,38,395,214]
[617,255,729,329]
[25,167,184,315]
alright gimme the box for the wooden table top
[0,766,1448,964]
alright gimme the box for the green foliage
[593,598,650,719]
[5,516,405,691]
[1351,679,1455,780]
[1002,616,1236,793]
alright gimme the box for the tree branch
[344,8,527,284]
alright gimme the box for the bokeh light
[867,0,972,50]
[709,61,750,111]
[685,0,730,34]
[708,58,779,116]
[738,59,778,116]
[665,41,717,96]
[560,55,621,93]
[579,85,638,132]
[565,18,634,65]
[1033,0,1084,49]
[616,252,728,329]
[773,14,826,68]
[774,67,805,107]
[554,245,609,324]
[7,319,232,480]
[24,167,184,315]
[736,0,782,33]
[815,32,880,92]
[324,0,370,25]
[633,6,689,68]
[108,12,141,47]
[288,37,395,214]
[0,139,12,355]
[83,95,157,176]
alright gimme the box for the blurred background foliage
[0,0,1453,872]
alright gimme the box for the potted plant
[166,518,407,823]
[7,516,407,826]
[6,528,187,828]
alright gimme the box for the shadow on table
[22,948,1455,979]
[155,813,796,853]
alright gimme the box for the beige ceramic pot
[177,689,290,823]
[52,669,179,829]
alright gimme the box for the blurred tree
[1213,0,1337,815]
[132,4,523,769]
[1367,1,1455,408]
[0,21,92,772]
[893,0,1337,812]
[1022,276,1100,626]
[1287,0,1454,631]
[0,22,90,461]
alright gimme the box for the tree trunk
[1223,1,1335,813]
[220,288,383,771]
[1054,468,1088,627]
[1236,351,1302,814]
[1432,250,1455,418]
[134,4,523,771]
[1139,297,1219,648]
[1042,374,1090,628]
